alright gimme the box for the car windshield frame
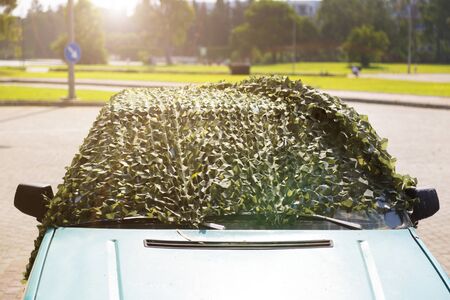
[65,208,413,230]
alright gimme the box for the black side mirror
[14,184,53,222]
[406,188,440,222]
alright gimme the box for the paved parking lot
[0,103,448,299]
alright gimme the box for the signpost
[65,0,78,100]
[64,42,81,64]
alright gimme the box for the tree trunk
[271,51,277,63]
[164,47,173,65]
[360,55,370,68]
[435,29,441,63]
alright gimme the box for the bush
[251,48,273,65]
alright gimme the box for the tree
[183,1,208,57]
[292,16,320,61]
[208,0,231,47]
[230,23,252,61]
[231,0,246,29]
[139,0,194,65]
[100,8,141,60]
[0,0,16,13]
[0,0,21,59]
[296,17,319,43]
[420,0,450,63]
[361,0,395,35]
[52,0,107,64]
[317,0,364,44]
[342,25,389,67]
[231,0,298,63]
[23,1,66,58]
[194,2,208,48]
[318,0,395,47]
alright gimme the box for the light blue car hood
[31,228,449,300]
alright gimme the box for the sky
[13,0,142,16]
[12,0,322,16]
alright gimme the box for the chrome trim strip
[107,239,123,300]
[31,227,56,300]
[359,240,385,300]
[144,239,333,249]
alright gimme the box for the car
[14,80,450,299]
[15,183,449,299]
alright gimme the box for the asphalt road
[0,103,448,299]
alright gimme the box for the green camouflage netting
[25,76,416,278]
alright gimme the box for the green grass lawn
[21,61,450,75]
[300,76,450,97]
[0,68,246,83]
[254,62,450,74]
[1,73,450,102]
[0,85,114,102]
[1,62,450,98]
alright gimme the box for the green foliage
[208,0,231,47]
[22,1,65,59]
[420,0,450,63]
[24,76,417,278]
[231,1,319,63]
[230,23,252,61]
[205,46,230,63]
[231,0,298,62]
[0,0,16,13]
[137,0,194,65]
[317,0,395,60]
[297,16,319,43]
[51,0,107,64]
[342,25,389,67]
[318,0,365,43]
[0,0,20,56]
[0,14,21,58]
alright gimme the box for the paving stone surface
[0,107,99,300]
[0,103,448,299]
[351,103,450,275]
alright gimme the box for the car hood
[34,228,448,300]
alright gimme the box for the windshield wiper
[298,214,362,230]
[204,213,362,230]
[65,216,225,230]
[200,222,226,230]
[65,216,161,228]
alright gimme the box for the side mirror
[406,188,440,222]
[14,184,53,222]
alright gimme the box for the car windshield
[69,208,412,230]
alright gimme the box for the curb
[342,97,450,110]
[1,97,449,109]
[0,78,187,88]
[0,100,105,107]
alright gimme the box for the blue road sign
[64,42,81,64]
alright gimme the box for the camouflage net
[25,76,416,278]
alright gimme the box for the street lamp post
[292,15,296,75]
[407,0,414,74]
[67,0,76,100]
[21,17,25,69]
